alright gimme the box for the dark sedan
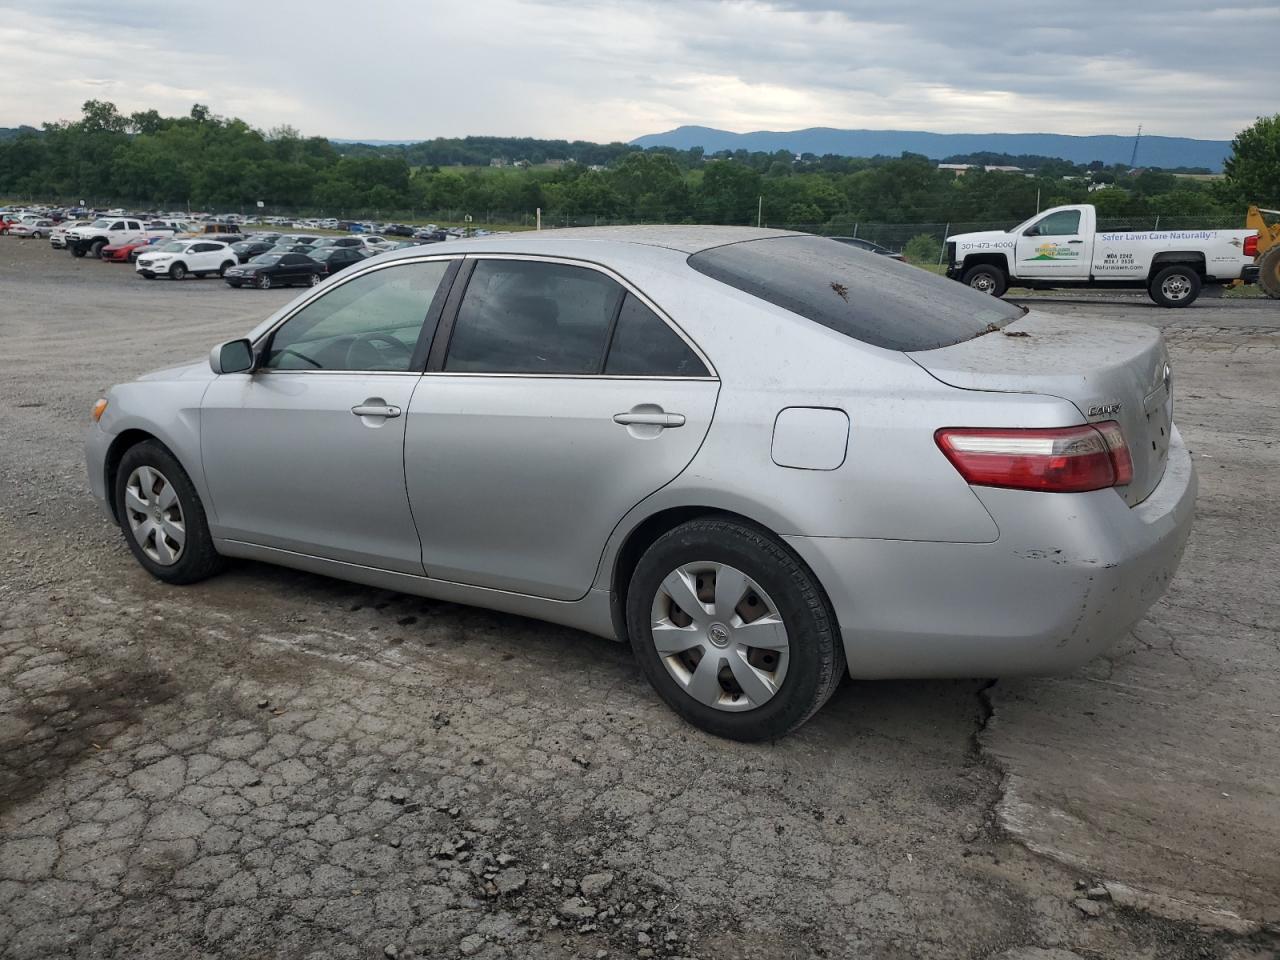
[308,246,369,276]
[266,243,316,255]
[223,253,324,289]
[230,240,276,264]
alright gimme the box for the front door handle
[351,401,401,418]
[1067,239,1084,244]
[613,411,685,428]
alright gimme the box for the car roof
[375,225,804,267]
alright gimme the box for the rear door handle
[351,402,401,418]
[613,411,685,428]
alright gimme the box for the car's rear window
[687,235,1021,351]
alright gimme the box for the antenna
[1129,123,1142,168]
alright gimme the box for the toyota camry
[86,227,1196,741]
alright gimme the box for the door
[405,257,719,600]
[190,242,222,271]
[201,258,458,572]
[1014,208,1091,279]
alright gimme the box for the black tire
[308,272,321,286]
[113,440,226,585]
[1148,264,1201,308]
[257,273,272,290]
[962,263,1007,297]
[90,239,107,259]
[31,231,42,240]
[625,517,845,742]
[71,245,85,258]
[227,281,241,288]
[1258,247,1280,300]
[169,262,187,281]
[218,260,234,277]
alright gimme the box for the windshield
[687,235,1022,352]
[90,219,112,228]
[250,254,282,265]
[157,242,187,253]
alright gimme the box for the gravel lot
[1,237,1278,960]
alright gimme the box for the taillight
[1244,233,1259,258]
[935,421,1133,493]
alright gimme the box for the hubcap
[971,274,995,293]
[1161,274,1191,300]
[124,466,185,565]
[651,562,790,712]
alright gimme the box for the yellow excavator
[1246,205,1280,298]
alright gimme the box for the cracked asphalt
[2,239,1278,959]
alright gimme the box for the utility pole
[757,196,763,228]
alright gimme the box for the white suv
[135,240,238,281]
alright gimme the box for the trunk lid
[908,310,1172,506]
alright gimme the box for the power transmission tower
[1129,124,1143,167]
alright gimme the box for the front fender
[91,378,214,523]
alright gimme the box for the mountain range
[629,126,1233,171]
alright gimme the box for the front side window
[1028,210,1081,237]
[445,260,623,374]
[605,294,708,377]
[110,221,125,231]
[264,260,451,372]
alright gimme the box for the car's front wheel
[626,517,845,741]
[169,263,187,281]
[114,441,225,585]
[962,263,1007,297]
[257,273,272,289]
[1149,264,1201,308]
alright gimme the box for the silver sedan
[86,227,1196,741]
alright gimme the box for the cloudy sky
[0,0,1273,142]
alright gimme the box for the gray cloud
[0,0,1271,141]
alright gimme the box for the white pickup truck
[65,217,174,259]
[946,204,1260,307]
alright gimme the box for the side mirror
[1023,226,1039,237]
[209,338,255,375]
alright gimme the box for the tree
[1224,114,1280,204]
[904,233,942,264]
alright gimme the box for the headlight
[92,398,108,422]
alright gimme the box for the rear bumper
[786,426,1197,679]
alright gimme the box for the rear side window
[445,260,623,374]
[605,294,707,377]
[687,235,1020,352]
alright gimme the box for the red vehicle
[0,215,20,235]
[100,238,159,263]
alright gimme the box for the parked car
[230,240,276,263]
[86,228,1196,741]
[308,246,369,275]
[360,235,397,254]
[830,236,906,261]
[266,243,316,255]
[413,229,448,243]
[100,237,156,262]
[135,239,238,280]
[50,220,92,249]
[312,236,367,250]
[223,252,325,288]
[384,224,414,237]
[9,219,55,239]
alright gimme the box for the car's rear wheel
[626,518,844,741]
[114,441,225,585]
[31,231,42,240]
[257,273,272,290]
[218,260,234,277]
[169,263,187,281]
[1149,264,1201,307]
[962,263,1007,297]
[308,273,321,286]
